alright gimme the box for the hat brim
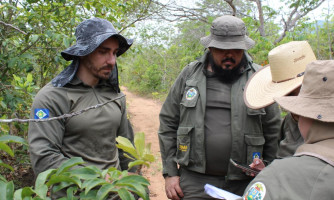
[61,33,133,61]
[244,66,303,109]
[275,96,334,122]
[200,35,255,50]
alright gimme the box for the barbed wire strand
[0,95,125,123]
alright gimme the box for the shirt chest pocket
[180,80,199,108]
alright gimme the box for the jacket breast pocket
[244,135,265,164]
[176,127,193,166]
[180,80,199,108]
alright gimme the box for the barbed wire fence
[0,95,125,123]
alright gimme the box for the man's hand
[247,158,266,176]
[165,176,184,200]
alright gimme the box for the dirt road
[121,87,167,200]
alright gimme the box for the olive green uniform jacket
[158,51,281,180]
[242,155,334,200]
[276,112,304,158]
[28,76,134,175]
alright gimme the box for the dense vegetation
[0,0,333,198]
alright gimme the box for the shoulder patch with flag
[34,108,50,119]
[243,182,266,200]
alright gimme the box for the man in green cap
[158,15,281,200]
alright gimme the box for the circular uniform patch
[186,88,198,100]
[243,182,266,200]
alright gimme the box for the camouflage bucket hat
[200,15,255,50]
[61,17,133,61]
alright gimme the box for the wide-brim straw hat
[200,15,255,50]
[275,60,334,122]
[61,17,133,61]
[244,41,316,109]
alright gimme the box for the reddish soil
[121,87,167,200]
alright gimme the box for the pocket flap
[247,107,266,116]
[177,127,193,136]
[244,135,265,145]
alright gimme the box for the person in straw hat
[244,41,316,169]
[28,17,138,198]
[240,60,334,200]
[158,15,281,200]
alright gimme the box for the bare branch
[224,0,236,16]
[275,0,326,44]
[248,0,265,36]
[0,20,27,35]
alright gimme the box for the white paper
[204,184,242,200]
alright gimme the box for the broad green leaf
[14,188,23,200]
[116,145,138,160]
[79,190,98,199]
[96,184,117,200]
[55,157,85,175]
[27,73,33,83]
[46,175,80,187]
[106,168,122,180]
[119,183,148,200]
[117,188,135,200]
[0,135,27,145]
[123,153,136,161]
[21,187,35,197]
[35,168,56,188]
[34,184,48,199]
[66,186,78,200]
[128,160,146,169]
[0,160,14,171]
[116,136,135,149]
[0,142,14,157]
[0,180,14,200]
[69,166,100,180]
[134,132,145,157]
[117,175,150,186]
[82,178,106,195]
[143,154,155,162]
[52,181,75,193]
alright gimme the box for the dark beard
[206,52,246,83]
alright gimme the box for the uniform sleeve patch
[34,108,50,119]
[243,182,266,200]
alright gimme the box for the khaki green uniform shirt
[158,51,281,180]
[276,112,304,158]
[28,76,134,175]
[242,155,334,200]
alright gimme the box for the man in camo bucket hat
[28,18,138,198]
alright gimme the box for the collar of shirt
[51,59,120,92]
